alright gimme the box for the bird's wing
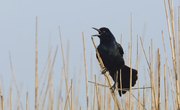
[117,43,124,55]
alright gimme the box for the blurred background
[0,0,179,110]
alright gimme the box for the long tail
[118,65,138,96]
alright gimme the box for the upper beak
[92,27,100,32]
[92,27,100,37]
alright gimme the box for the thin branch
[88,80,151,90]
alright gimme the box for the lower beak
[92,34,100,37]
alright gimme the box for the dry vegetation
[0,0,179,110]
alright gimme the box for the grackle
[92,27,138,96]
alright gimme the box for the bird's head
[92,27,115,42]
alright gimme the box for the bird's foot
[101,67,107,74]
[110,83,116,93]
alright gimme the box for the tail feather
[118,65,138,96]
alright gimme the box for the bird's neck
[100,39,116,46]
[99,34,116,45]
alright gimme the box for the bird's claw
[110,83,116,93]
[101,67,107,74]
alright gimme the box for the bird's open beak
[92,27,100,37]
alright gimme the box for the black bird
[92,27,138,96]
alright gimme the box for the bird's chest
[99,43,118,58]
[98,44,120,68]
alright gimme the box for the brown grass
[35,16,39,110]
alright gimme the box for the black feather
[93,27,138,96]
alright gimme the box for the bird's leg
[101,67,107,74]
[110,71,119,93]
